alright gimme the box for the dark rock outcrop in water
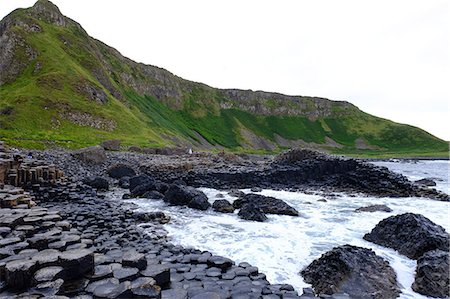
[142,149,449,200]
[233,193,299,216]
[412,250,450,298]
[163,184,211,210]
[363,213,450,259]
[212,199,235,213]
[300,245,400,299]
[414,178,437,187]
[354,204,392,213]
[238,203,268,222]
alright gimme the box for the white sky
[1,0,449,140]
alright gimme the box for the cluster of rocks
[300,213,449,298]
[123,172,301,223]
[0,142,64,187]
[364,213,450,298]
[21,146,448,201]
[1,176,313,298]
[1,186,36,209]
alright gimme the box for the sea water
[129,160,450,298]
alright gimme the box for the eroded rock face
[212,200,235,213]
[414,178,437,187]
[107,164,136,179]
[354,204,392,213]
[163,185,211,211]
[72,146,106,165]
[412,250,449,298]
[101,140,121,151]
[82,176,109,190]
[300,245,400,299]
[238,203,268,222]
[233,193,299,216]
[363,213,449,259]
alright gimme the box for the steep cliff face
[0,0,447,156]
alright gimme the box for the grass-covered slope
[0,0,448,157]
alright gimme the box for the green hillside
[0,0,448,157]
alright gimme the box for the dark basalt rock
[412,250,449,298]
[107,164,136,179]
[238,203,268,222]
[133,211,170,224]
[82,177,109,191]
[363,213,450,259]
[212,199,235,213]
[59,249,94,280]
[122,251,147,270]
[414,178,437,187]
[300,245,400,299]
[131,182,157,198]
[141,264,170,288]
[354,204,392,213]
[129,175,155,191]
[5,258,37,289]
[144,190,164,200]
[234,193,299,216]
[207,256,234,271]
[163,185,211,211]
[33,266,64,284]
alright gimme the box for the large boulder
[414,178,437,187]
[412,250,449,298]
[82,176,109,190]
[363,213,449,259]
[101,140,121,151]
[301,245,400,299]
[354,204,392,213]
[212,199,235,213]
[233,193,299,216]
[164,185,211,210]
[107,164,136,179]
[129,175,155,191]
[238,203,268,222]
[72,146,106,164]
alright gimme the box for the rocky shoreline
[1,144,449,298]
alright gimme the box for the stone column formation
[0,142,64,188]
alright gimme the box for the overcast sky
[1,0,449,140]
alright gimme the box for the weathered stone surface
[122,251,147,270]
[364,213,450,259]
[141,264,170,288]
[59,249,94,279]
[207,256,233,271]
[113,267,139,282]
[164,185,211,211]
[354,204,392,213]
[33,266,64,284]
[107,164,135,179]
[238,203,267,222]
[234,193,299,216]
[212,200,235,213]
[82,177,109,191]
[130,277,161,298]
[101,140,121,151]
[412,250,449,298]
[301,245,400,299]
[72,146,106,164]
[5,258,37,289]
[414,178,437,187]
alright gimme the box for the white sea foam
[129,160,450,298]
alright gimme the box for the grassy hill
[0,0,448,157]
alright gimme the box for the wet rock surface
[164,184,211,211]
[234,193,299,216]
[354,204,392,213]
[364,213,450,259]
[412,249,449,298]
[300,245,400,299]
